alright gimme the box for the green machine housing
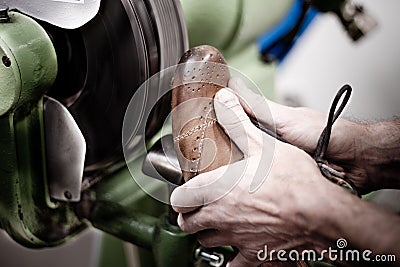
[0,9,205,267]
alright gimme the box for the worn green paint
[91,161,237,267]
[0,12,57,116]
[0,11,85,247]
[0,100,86,247]
[91,205,198,267]
[152,217,199,267]
[91,156,203,267]
[0,37,19,116]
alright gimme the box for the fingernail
[170,189,177,205]
[170,189,181,211]
[177,213,184,228]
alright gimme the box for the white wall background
[276,0,400,122]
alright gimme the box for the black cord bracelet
[251,84,361,197]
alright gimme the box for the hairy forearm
[313,185,400,265]
[359,120,400,190]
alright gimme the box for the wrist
[358,121,400,190]
[288,177,349,252]
[300,181,352,251]
[329,118,364,162]
[314,186,400,260]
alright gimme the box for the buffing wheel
[40,0,188,172]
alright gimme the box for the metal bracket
[142,134,183,186]
[44,96,86,202]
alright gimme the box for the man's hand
[171,88,343,266]
[171,82,400,266]
[227,77,377,194]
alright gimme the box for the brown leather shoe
[171,45,307,267]
[171,45,243,182]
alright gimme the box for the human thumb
[214,88,268,157]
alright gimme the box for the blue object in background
[258,0,318,63]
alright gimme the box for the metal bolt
[64,190,72,200]
[0,5,10,23]
[198,250,224,267]
[2,56,11,67]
